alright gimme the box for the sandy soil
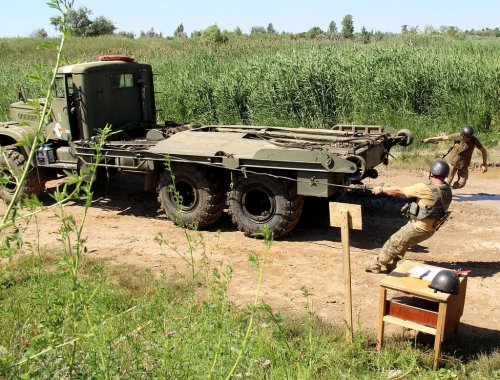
[15,165,500,343]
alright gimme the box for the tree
[409,26,419,34]
[327,21,337,37]
[117,31,135,39]
[201,24,227,45]
[341,14,354,38]
[250,26,266,35]
[139,28,163,38]
[174,23,187,38]
[86,16,116,36]
[360,26,371,44]
[51,7,91,36]
[306,26,324,39]
[440,25,462,39]
[31,28,48,38]
[50,6,116,37]
[266,23,276,34]
[424,24,437,35]
[234,26,243,36]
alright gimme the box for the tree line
[30,6,500,42]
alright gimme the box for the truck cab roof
[58,56,149,75]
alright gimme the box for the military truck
[0,55,414,238]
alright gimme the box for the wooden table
[377,260,468,369]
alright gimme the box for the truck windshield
[54,76,74,98]
[54,77,65,98]
[111,73,134,89]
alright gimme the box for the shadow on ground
[42,173,163,219]
[415,323,500,361]
[42,176,414,246]
[454,193,500,202]
[422,260,500,278]
[291,192,408,249]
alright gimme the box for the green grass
[0,254,498,379]
[0,35,499,147]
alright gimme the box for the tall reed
[1,35,499,145]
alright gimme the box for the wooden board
[386,296,439,328]
[379,261,468,302]
[329,202,362,230]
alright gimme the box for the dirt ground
[17,164,500,343]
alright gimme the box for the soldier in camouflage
[365,160,453,274]
[423,126,488,189]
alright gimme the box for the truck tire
[227,175,304,239]
[157,164,226,228]
[0,149,45,202]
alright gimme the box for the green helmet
[461,125,474,137]
[430,159,450,178]
[428,270,460,295]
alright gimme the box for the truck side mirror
[18,86,27,102]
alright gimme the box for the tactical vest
[407,183,452,220]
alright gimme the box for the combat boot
[365,259,383,274]
[386,258,401,272]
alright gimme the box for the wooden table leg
[433,302,447,370]
[377,287,387,351]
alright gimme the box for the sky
[1,0,499,38]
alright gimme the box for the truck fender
[0,122,36,157]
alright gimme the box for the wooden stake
[329,202,362,344]
[341,210,353,343]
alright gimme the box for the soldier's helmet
[461,125,474,137]
[428,270,460,295]
[429,159,450,178]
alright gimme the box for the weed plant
[1,254,499,379]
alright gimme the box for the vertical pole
[341,210,353,343]
[433,302,447,370]
[376,287,387,351]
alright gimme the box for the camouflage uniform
[446,133,484,189]
[367,182,452,273]
[375,221,435,270]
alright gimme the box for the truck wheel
[227,175,304,239]
[157,164,226,228]
[0,149,45,202]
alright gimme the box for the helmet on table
[461,125,474,137]
[429,159,450,178]
[428,270,460,295]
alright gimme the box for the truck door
[109,72,141,131]
[51,75,78,140]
